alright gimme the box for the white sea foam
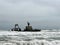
[0,40,60,45]
[0,30,60,45]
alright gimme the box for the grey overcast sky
[0,0,60,30]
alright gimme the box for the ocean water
[0,30,60,45]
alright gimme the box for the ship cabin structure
[24,22,41,31]
[24,22,33,31]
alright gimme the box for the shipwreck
[11,22,41,32]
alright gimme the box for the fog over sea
[0,30,60,45]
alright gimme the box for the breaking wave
[0,30,60,45]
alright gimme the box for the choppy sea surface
[0,30,60,45]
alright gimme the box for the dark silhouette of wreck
[11,22,41,32]
[11,24,21,31]
[24,22,33,31]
